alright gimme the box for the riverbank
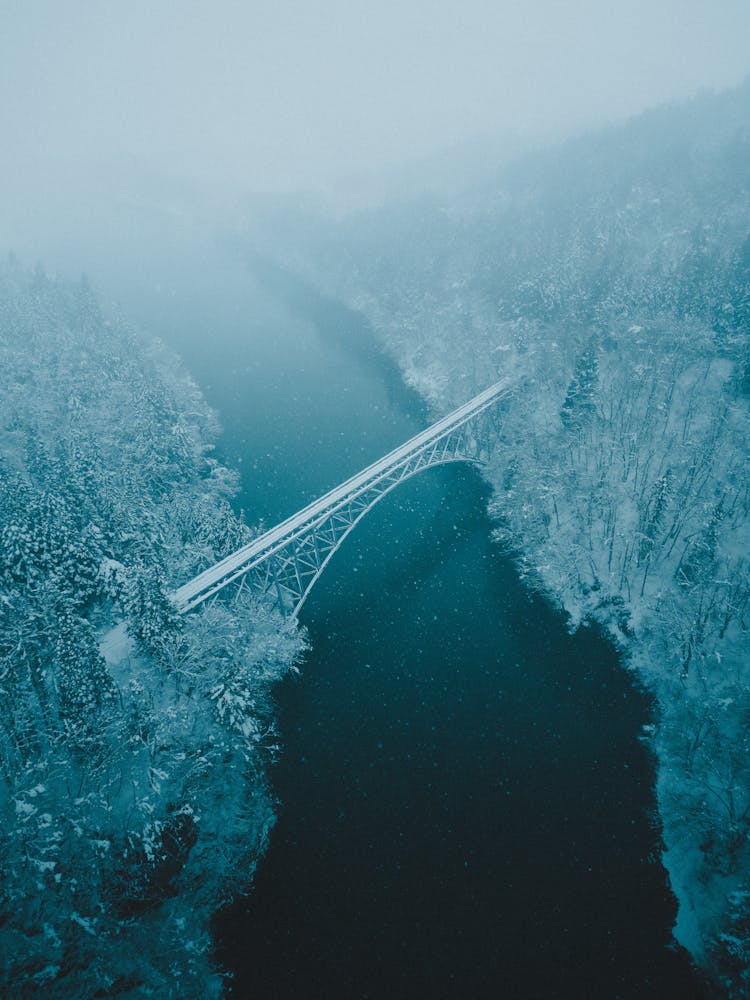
[0,260,305,996]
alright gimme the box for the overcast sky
[2,0,750,192]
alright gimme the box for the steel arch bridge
[172,379,510,618]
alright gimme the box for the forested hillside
[0,259,304,996]
[244,80,750,994]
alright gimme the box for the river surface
[116,239,705,998]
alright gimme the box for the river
[116,238,705,998]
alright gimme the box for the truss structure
[172,378,510,618]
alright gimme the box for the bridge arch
[291,454,481,616]
[171,379,509,618]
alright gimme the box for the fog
[3,5,750,996]
[1,0,749,279]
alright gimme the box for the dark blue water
[116,242,706,999]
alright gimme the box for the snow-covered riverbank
[0,261,305,995]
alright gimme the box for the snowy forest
[2,6,750,987]
[0,261,304,995]
[242,80,750,994]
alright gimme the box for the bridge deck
[172,378,510,612]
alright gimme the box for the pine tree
[53,603,115,741]
[120,565,182,658]
[560,340,599,429]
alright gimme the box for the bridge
[172,379,510,618]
